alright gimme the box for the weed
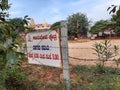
[93,40,119,66]
[0,66,39,90]
[114,58,120,68]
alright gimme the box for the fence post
[60,21,70,90]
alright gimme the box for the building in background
[28,18,51,30]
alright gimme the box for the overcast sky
[9,0,120,24]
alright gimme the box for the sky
[9,0,120,24]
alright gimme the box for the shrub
[114,58,120,68]
[0,66,39,90]
[93,40,119,66]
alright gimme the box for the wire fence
[20,29,120,67]
[22,46,120,63]
[68,47,120,67]
[68,47,120,61]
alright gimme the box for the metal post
[60,21,70,90]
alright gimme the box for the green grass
[27,64,120,90]
[1,61,120,90]
[71,65,120,90]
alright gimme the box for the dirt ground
[21,39,120,85]
[69,39,120,67]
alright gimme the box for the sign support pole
[61,21,70,90]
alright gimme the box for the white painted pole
[60,21,70,90]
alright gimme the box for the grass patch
[2,63,120,90]
[71,64,120,90]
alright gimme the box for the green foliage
[71,65,120,90]
[50,21,61,30]
[0,0,11,21]
[0,0,10,10]
[107,5,120,34]
[89,15,120,35]
[93,40,119,66]
[71,65,90,74]
[9,16,30,32]
[67,12,89,37]
[38,82,66,90]
[0,1,39,90]
[0,66,39,90]
[0,0,29,68]
[0,21,26,69]
[107,5,120,19]
[114,58,120,68]
[111,15,120,34]
[94,63,106,74]
[89,20,115,34]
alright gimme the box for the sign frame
[26,29,62,67]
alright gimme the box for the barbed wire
[26,30,60,54]
[25,30,120,66]
[69,56,120,61]
[26,46,93,49]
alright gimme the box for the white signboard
[26,29,61,67]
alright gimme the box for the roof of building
[28,18,51,30]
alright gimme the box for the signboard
[26,29,61,67]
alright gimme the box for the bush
[0,66,39,90]
[94,63,106,74]
[71,65,120,90]
[93,40,119,66]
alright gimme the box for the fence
[68,46,120,67]
[19,28,120,67]
[20,45,120,67]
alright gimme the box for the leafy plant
[93,40,119,66]
[107,5,120,19]
[94,63,106,74]
[67,12,89,37]
[71,65,89,74]
[71,65,120,90]
[0,10,29,70]
[114,58,120,68]
[50,21,61,30]
[89,20,115,34]
[0,66,39,90]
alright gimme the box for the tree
[9,16,30,32]
[111,15,120,35]
[0,0,10,21]
[67,12,89,38]
[89,20,115,34]
[50,21,61,30]
[107,5,120,35]
[0,0,29,68]
[107,5,120,18]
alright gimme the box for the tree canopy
[0,0,29,67]
[0,0,10,21]
[9,16,30,32]
[107,5,120,19]
[107,5,120,35]
[111,15,120,34]
[50,21,61,30]
[67,12,89,37]
[89,20,115,34]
